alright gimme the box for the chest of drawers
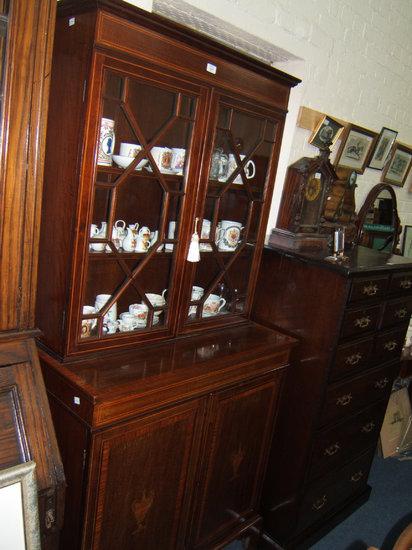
[252,245,412,548]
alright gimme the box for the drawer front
[389,272,412,294]
[381,297,412,329]
[373,325,408,365]
[309,401,386,479]
[341,304,381,339]
[321,362,397,426]
[297,450,374,533]
[330,337,374,382]
[348,276,388,303]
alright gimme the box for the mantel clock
[271,146,357,251]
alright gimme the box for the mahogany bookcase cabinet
[35,1,299,548]
[253,244,412,548]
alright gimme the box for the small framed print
[383,143,412,187]
[368,127,398,170]
[334,124,378,174]
[402,225,412,257]
[308,115,344,149]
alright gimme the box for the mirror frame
[355,183,401,253]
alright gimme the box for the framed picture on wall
[367,127,398,170]
[383,143,412,187]
[308,115,344,149]
[402,226,412,257]
[334,124,378,174]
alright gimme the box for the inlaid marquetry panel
[192,374,280,547]
[84,399,204,550]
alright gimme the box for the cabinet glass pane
[81,69,197,340]
[186,100,278,323]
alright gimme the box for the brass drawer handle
[354,316,371,329]
[336,393,353,406]
[400,279,412,289]
[395,308,407,319]
[384,341,398,352]
[361,421,375,433]
[350,470,364,482]
[374,377,389,389]
[312,495,327,511]
[363,283,378,296]
[324,442,340,456]
[345,353,362,366]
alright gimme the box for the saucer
[144,166,183,176]
[112,154,148,171]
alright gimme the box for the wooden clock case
[270,146,357,252]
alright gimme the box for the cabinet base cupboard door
[191,374,282,548]
[83,401,204,550]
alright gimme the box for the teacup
[95,294,117,323]
[165,220,176,252]
[227,154,256,184]
[170,148,185,173]
[103,320,117,334]
[120,312,138,323]
[117,318,138,332]
[191,285,204,300]
[202,294,226,317]
[119,142,141,158]
[129,303,149,326]
[81,305,97,338]
[118,312,138,331]
[146,292,166,316]
[151,146,172,172]
[200,219,212,252]
[216,220,243,251]
[188,285,204,316]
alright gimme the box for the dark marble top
[264,243,412,276]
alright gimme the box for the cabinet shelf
[88,249,174,260]
[207,180,263,196]
[97,165,184,179]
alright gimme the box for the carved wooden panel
[83,399,204,550]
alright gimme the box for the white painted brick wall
[164,0,412,342]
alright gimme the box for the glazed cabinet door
[190,372,282,548]
[181,93,284,329]
[68,53,208,354]
[82,399,205,550]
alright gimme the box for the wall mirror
[355,183,401,253]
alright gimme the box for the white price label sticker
[315,172,322,179]
[206,63,217,74]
